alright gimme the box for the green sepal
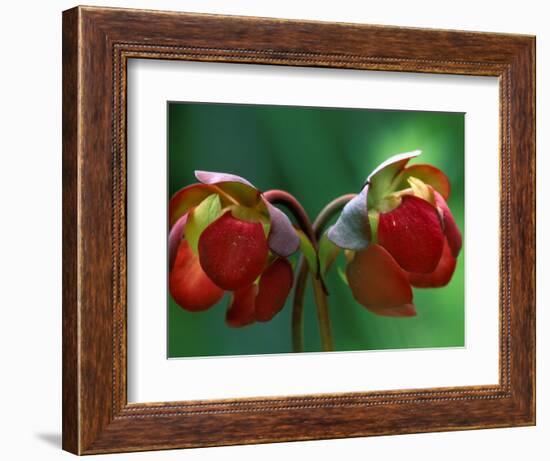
[367,210,380,243]
[337,266,349,286]
[407,176,436,206]
[230,204,271,237]
[185,194,223,254]
[215,182,261,208]
[367,150,421,208]
[296,229,318,276]
[319,232,340,275]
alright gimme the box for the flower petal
[255,258,294,322]
[198,211,269,290]
[409,239,457,288]
[327,186,370,251]
[400,164,451,200]
[346,244,414,315]
[434,191,462,258]
[195,170,260,207]
[265,201,300,257]
[367,150,421,206]
[169,240,224,312]
[378,195,445,273]
[368,304,417,317]
[195,170,254,187]
[168,214,187,271]
[226,285,257,328]
[169,184,215,228]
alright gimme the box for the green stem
[312,194,357,238]
[312,276,334,351]
[263,190,317,353]
[291,259,309,352]
[262,190,316,245]
[264,190,356,353]
[291,194,357,352]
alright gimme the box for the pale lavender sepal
[366,150,422,207]
[195,170,254,187]
[367,150,422,182]
[327,186,370,251]
[265,201,300,257]
[168,214,188,270]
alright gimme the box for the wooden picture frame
[62,5,536,455]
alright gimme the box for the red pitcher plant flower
[327,151,462,317]
[169,171,300,327]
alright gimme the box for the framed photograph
[62,6,535,454]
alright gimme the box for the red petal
[198,211,269,290]
[434,191,462,258]
[378,195,445,274]
[255,258,294,322]
[169,184,214,228]
[409,239,457,288]
[168,214,187,271]
[346,244,414,316]
[169,240,224,311]
[226,285,257,327]
[368,304,417,317]
[401,164,451,200]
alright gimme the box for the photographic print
[62,8,536,452]
[168,102,465,358]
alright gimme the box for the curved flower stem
[263,190,317,245]
[291,258,309,352]
[263,190,318,352]
[312,194,357,237]
[311,276,334,351]
[290,194,357,352]
[264,190,356,353]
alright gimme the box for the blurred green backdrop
[168,102,465,358]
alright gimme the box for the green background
[168,102,465,358]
